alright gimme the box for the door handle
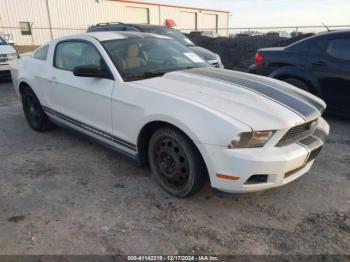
[311,61,327,67]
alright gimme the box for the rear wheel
[22,87,54,132]
[148,127,206,198]
[283,78,310,93]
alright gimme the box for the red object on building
[165,19,176,28]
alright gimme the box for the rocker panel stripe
[42,106,137,151]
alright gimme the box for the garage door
[125,7,149,24]
[179,11,197,33]
[202,13,218,32]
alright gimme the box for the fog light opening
[245,175,268,185]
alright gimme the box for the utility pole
[45,0,54,40]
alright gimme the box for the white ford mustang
[11,32,329,197]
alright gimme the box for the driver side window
[54,41,103,71]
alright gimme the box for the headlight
[215,54,222,64]
[228,131,275,149]
[7,53,18,60]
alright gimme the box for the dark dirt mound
[187,33,314,71]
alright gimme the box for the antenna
[322,23,331,32]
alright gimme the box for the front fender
[134,103,252,148]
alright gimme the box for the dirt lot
[0,80,349,255]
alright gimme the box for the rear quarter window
[33,45,49,61]
[326,38,350,61]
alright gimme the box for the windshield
[0,37,7,45]
[141,27,195,46]
[103,38,208,81]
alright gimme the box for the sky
[140,0,350,28]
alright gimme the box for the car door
[309,36,350,115]
[47,40,114,138]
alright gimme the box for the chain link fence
[1,24,350,46]
[1,24,349,60]
[178,25,350,38]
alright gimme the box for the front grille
[0,54,8,63]
[306,146,323,164]
[277,120,318,147]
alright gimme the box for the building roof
[108,0,230,13]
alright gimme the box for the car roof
[89,23,168,31]
[90,31,171,41]
[126,24,168,30]
[287,29,350,49]
[307,29,350,41]
[54,31,172,43]
[318,29,350,35]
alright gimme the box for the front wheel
[148,127,206,198]
[22,87,54,132]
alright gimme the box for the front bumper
[0,64,11,79]
[0,63,11,71]
[198,117,329,193]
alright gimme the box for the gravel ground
[0,80,349,255]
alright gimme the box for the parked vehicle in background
[0,36,18,80]
[189,31,220,38]
[266,31,291,38]
[249,30,350,116]
[234,31,264,37]
[87,22,224,68]
[11,32,329,197]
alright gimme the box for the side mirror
[73,64,109,78]
[8,40,15,45]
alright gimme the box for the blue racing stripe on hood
[184,68,322,121]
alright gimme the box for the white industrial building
[0,0,230,45]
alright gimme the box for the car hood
[188,46,219,61]
[0,44,16,54]
[135,68,325,131]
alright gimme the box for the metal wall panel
[201,13,218,32]
[0,0,230,45]
[125,7,149,24]
[178,11,197,32]
[0,0,51,45]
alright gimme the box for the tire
[22,87,54,132]
[148,127,206,198]
[283,78,310,93]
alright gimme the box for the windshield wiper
[123,71,168,81]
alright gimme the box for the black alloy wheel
[22,87,54,131]
[148,127,206,198]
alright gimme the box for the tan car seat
[124,44,146,69]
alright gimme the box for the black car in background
[249,30,350,116]
[87,22,223,68]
